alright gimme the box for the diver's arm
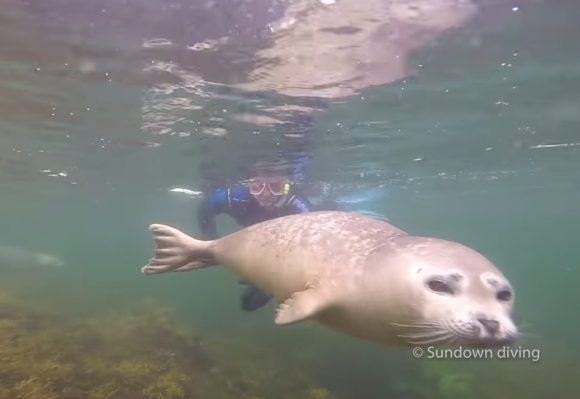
[196,190,228,239]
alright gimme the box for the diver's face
[249,177,285,208]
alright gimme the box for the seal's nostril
[478,318,500,335]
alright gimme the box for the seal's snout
[473,312,519,346]
[446,310,519,347]
[477,316,500,336]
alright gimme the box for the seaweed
[416,358,476,399]
[0,292,340,399]
[306,387,336,399]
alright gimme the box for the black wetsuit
[197,185,312,311]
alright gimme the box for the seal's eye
[496,289,512,302]
[427,279,454,295]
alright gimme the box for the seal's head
[392,237,518,348]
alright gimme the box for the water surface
[0,1,579,398]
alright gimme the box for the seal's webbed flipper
[275,281,332,325]
[142,224,216,275]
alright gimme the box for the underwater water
[1,0,580,398]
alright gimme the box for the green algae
[0,292,338,399]
[415,358,476,399]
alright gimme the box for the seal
[141,211,518,348]
[0,245,64,270]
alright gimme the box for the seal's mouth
[446,318,519,348]
[393,319,519,348]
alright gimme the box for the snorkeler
[196,112,388,312]
[197,172,390,312]
[197,164,313,312]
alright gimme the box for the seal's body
[142,211,518,348]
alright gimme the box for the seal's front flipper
[142,224,216,275]
[241,285,273,311]
[275,281,332,325]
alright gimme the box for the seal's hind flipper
[141,224,216,275]
[275,281,332,325]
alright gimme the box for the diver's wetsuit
[197,185,312,311]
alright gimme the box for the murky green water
[0,0,579,398]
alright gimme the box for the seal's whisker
[517,321,535,330]
[398,332,441,339]
[398,320,440,326]
[433,334,455,346]
[397,329,449,339]
[402,335,451,344]
[516,323,538,336]
[519,332,542,339]
[511,320,541,340]
[392,325,438,331]
[402,330,453,344]
[391,322,440,328]
[406,333,454,346]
